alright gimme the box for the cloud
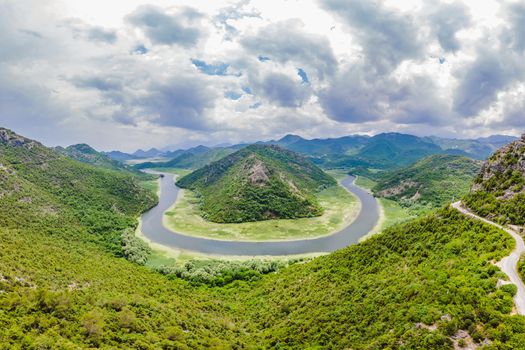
[320,0,423,72]
[428,1,471,52]
[319,62,451,126]
[71,76,122,91]
[126,5,204,47]
[453,49,523,117]
[140,75,218,130]
[241,20,337,79]
[63,19,117,44]
[253,72,311,108]
[504,3,525,53]
[214,0,261,40]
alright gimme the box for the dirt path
[452,201,525,315]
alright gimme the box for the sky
[0,0,524,152]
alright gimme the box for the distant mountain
[110,132,519,171]
[132,148,164,159]
[427,135,519,160]
[105,150,136,162]
[465,134,525,225]
[355,133,442,167]
[476,135,519,148]
[56,144,131,172]
[373,154,482,212]
[176,144,336,223]
[275,134,306,146]
[136,147,237,170]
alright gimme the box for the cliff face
[471,134,525,199]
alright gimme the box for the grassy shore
[164,183,359,241]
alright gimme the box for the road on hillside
[140,172,380,256]
[452,201,525,316]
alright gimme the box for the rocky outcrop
[471,133,525,198]
[0,128,39,149]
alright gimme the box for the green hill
[373,155,482,212]
[56,143,135,173]
[464,134,525,225]
[0,128,156,252]
[176,144,336,223]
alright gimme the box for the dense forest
[2,128,525,348]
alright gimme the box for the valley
[139,172,379,255]
[2,127,525,349]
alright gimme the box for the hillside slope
[465,134,525,225]
[373,155,482,212]
[0,128,156,252]
[57,143,134,173]
[177,144,336,223]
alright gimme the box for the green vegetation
[177,144,336,223]
[121,228,151,265]
[138,178,159,195]
[465,136,525,225]
[377,198,415,229]
[165,184,358,241]
[56,143,138,174]
[3,127,525,349]
[238,208,525,348]
[0,128,156,254]
[373,155,481,214]
[355,175,378,190]
[155,259,300,287]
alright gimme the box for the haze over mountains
[111,133,518,172]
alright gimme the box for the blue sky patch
[225,91,242,100]
[191,59,230,76]
[297,68,309,84]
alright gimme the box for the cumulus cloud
[256,72,311,108]
[126,5,204,47]
[320,0,423,72]
[1,0,525,151]
[141,76,218,130]
[503,3,525,53]
[428,1,471,52]
[453,49,524,117]
[241,20,337,79]
[214,0,261,40]
[63,19,118,44]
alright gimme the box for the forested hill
[177,144,336,223]
[373,154,482,212]
[465,134,525,225]
[56,143,134,173]
[0,127,156,252]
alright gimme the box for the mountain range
[123,133,518,171]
